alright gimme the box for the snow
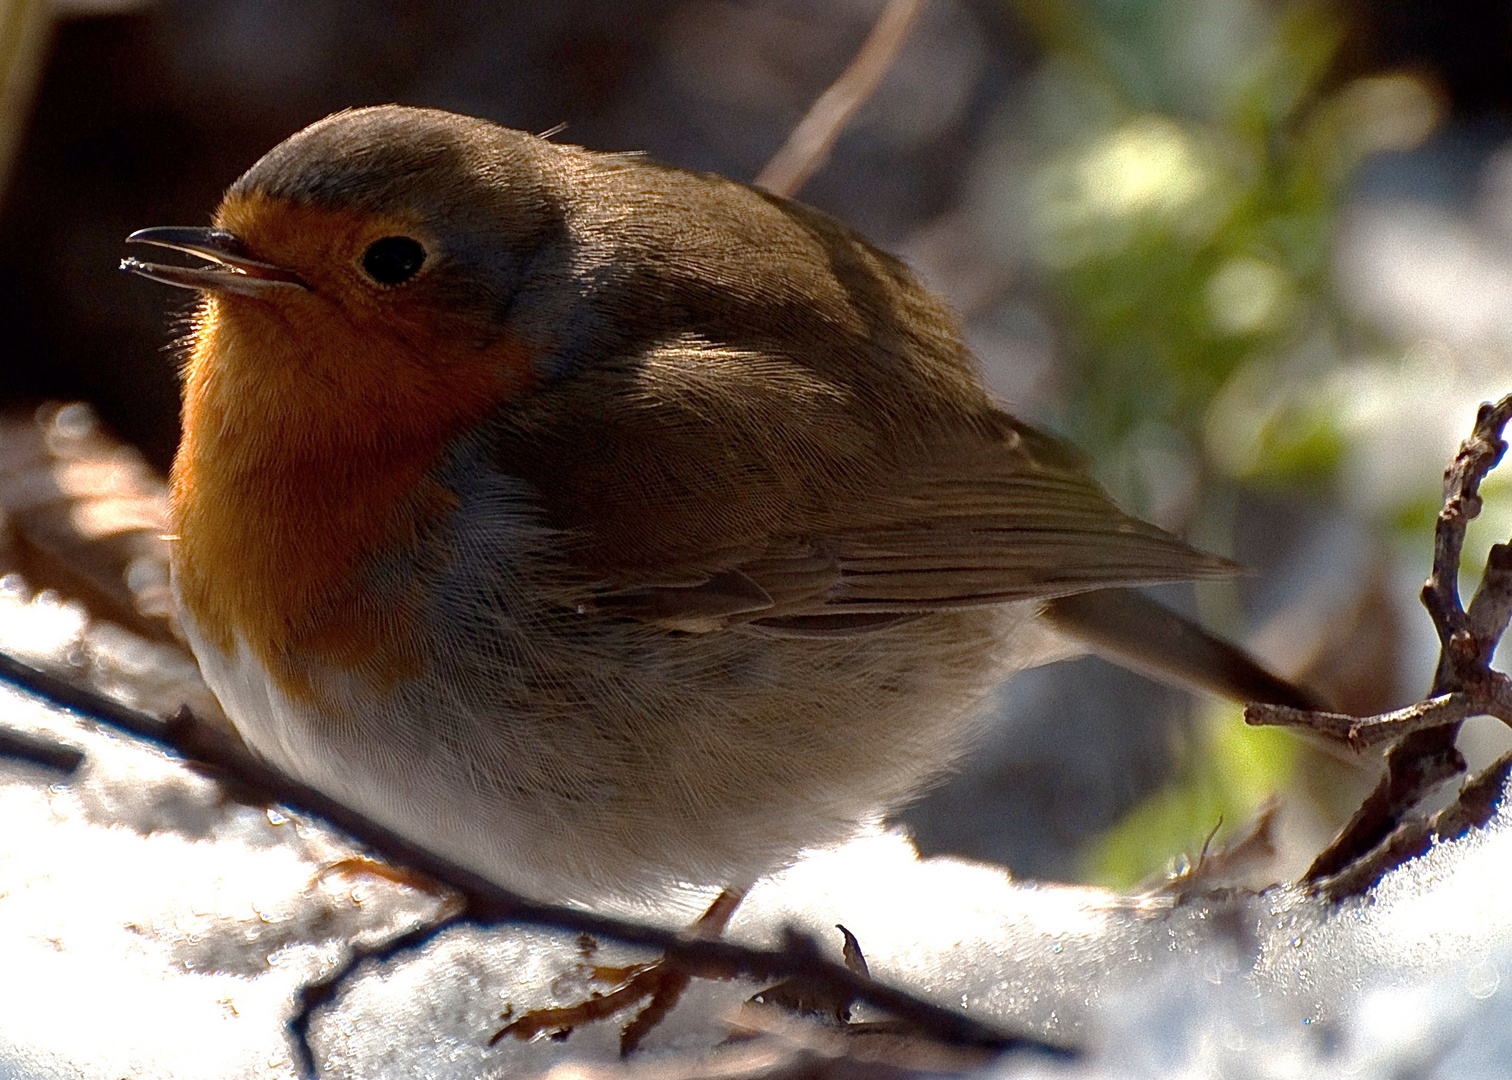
[1,610,1510,1079]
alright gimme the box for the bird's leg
[312,855,466,915]
[491,887,746,1055]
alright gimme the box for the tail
[1042,588,1323,711]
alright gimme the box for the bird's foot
[314,856,466,919]
[491,957,693,1054]
[490,888,745,1056]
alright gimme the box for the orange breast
[171,283,530,700]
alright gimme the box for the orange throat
[171,292,528,696]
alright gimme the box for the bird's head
[128,107,595,662]
[125,105,569,440]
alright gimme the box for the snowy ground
[0,581,1509,1080]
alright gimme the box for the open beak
[121,227,309,297]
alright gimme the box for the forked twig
[1318,749,1512,901]
[1245,394,1512,896]
[754,0,928,197]
[1247,694,1478,752]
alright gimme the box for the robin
[123,104,1311,1048]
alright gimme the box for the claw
[488,888,747,1055]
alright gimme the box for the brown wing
[491,338,1233,634]
[485,158,1232,633]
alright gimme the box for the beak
[121,226,309,297]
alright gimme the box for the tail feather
[1042,587,1323,711]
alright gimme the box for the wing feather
[492,338,1229,634]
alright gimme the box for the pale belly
[177,465,1058,905]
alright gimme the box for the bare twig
[1307,395,1512,885]
[539,1001,1010,1080]
[1245,693,1478,750]
[1239,395,1512,895]
[0,0,50,205]
[1432,747,1512,840]
[0,724,83,774]
[288,909,471,1078]
[1311,750,1512,902]
[0,648,1059,1076]
[754,0,927,198]
[1153,799,1279,899]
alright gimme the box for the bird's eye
[361,236,426,285]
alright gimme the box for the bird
[123,104,1312,1046]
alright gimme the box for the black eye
[361,236,426,285]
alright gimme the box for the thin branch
[0,724,84,774]
[1238,396,1512,895]
[1431,746,1512,841]
[1465,543,1512,660]
[0,649,1059,1074]
[1296,395,1512,888]
[1315,750,1512,903]
[754,0,928,198]
[1245,693,1480,750]
[289,909,471,1078]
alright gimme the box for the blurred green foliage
[1084,702,1298,889]
[1007,0,1437,521]
[1000,0,1441,885]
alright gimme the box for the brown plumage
[122,106,1307,911]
